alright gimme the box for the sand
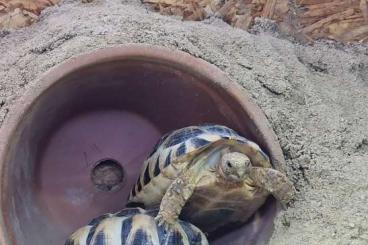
[1,0,368,244]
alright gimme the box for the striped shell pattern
[65,207,208,245]
[128,124,271,205]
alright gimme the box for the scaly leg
[155,168,196,230]
[249,167,296,207]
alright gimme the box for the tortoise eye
[226,161,232,168]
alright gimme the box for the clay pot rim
[0,44,285,244]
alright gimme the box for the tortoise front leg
[155,168,196,230]
[249,167,296,206]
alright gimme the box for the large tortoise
[127,124,295,233]
[65,207,208,245]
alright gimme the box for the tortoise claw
[155,214,174,232]
[279,182,296,206]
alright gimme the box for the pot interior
[2,55,277,245]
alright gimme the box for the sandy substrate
[1,0,368,244]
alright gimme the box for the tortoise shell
[65,207,208,245]
[128,124,271,206]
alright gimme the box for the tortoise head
[218,152,251,182]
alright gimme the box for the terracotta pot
[0,45,285,245]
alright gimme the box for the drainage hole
[91,159,124,192]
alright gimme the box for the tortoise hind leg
[249,167,296,206]
[155,168,197,230]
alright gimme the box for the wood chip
[262,0,277,18]
[360,0,368,21]
[1,0,366,43]
[297,0,335,5]
[0,0,59,28]
[301,8,355,34]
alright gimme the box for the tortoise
[65,207,208,245]
[127,124,295,233]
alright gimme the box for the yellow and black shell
[128,124,271,206]
[65,207,208,245]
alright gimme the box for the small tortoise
[65,207,208,245]
[127,124,295,233]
